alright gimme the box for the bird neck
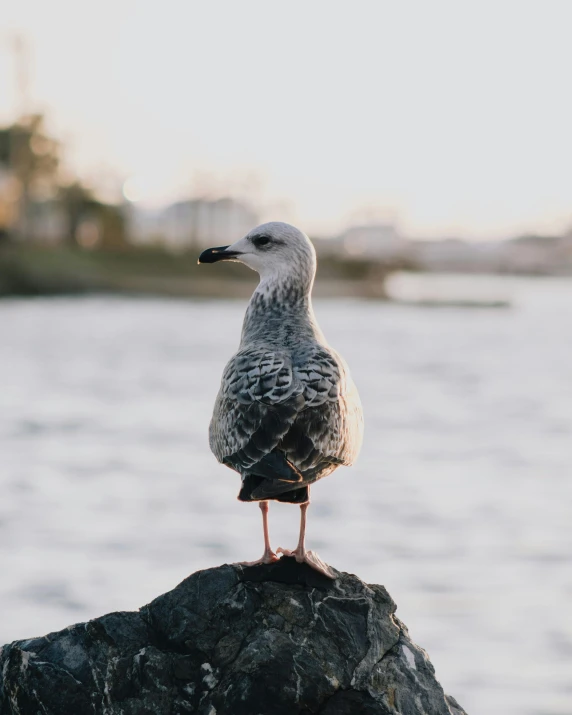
[240,274,324,348]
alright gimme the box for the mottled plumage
[205,222,363,504]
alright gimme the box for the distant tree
[0,129,11,166]
[58,181,127,249]
[9,114,59,186]
[0,114,60,239]
[58,182,97,246]
[1,114,128,248]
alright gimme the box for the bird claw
[237,549,281,567]
[277,547,336,579]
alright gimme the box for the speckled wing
[209,344,363,479]
[281,346,363,475]
[209,347,304,472]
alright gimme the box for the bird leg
[238,500,280,567]
[277,497,335,579]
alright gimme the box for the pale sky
[1,0,572,238]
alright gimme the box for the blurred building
[407,235,572,275]
[561,229,572,265]
[408,239,508,273]
[314,223,409,260]
[502,234,572,274]
[129,197,258,250]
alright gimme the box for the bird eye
[252,235,271,248]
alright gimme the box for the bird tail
[238,475,309,503]
[237,450,308,503]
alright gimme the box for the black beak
[198,246,240,264]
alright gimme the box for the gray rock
[0,558,467,714]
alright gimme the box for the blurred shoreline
[0,243,399,300]
[4,242,567,308]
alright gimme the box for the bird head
[198,222,316,283]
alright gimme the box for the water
[1,276,571,715]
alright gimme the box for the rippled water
[1,276,571,715]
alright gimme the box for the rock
[0,558,467,714]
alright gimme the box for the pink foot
[237,548,281,567]
[277,546,336,579]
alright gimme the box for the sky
[1,0,572,239]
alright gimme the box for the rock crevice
[0,558,467,714]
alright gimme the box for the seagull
[198,222,363,578]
